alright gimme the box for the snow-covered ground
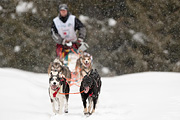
[0,68,180,120]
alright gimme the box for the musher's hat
[59,4,68,11]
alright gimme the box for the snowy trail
[0,68,180,120]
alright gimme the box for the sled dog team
[48,52,102,115]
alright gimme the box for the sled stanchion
[70,48,80,56]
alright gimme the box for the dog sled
[57,46,81,87]
[56,41,90,87]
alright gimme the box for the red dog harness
[53,88,60,97]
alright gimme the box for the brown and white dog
[48,57,71,83]
[75,52,93,81]
[49,72,70,114]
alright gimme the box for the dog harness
[60,77,68,85]
[52,80,68,97]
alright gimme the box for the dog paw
[84,112,89,116]
[64,110,68,113]
[53,110,58,114]
[84,112,92,117]
[88,112,92,115]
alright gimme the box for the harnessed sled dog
[80,69,102,115]
[48,57,70,114]
[75,52,93,81]
[48,57,71,83]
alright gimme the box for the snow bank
[0,68,180,120]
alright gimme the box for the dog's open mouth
[84,63,90,67]
[84,86,90,93]
[51,85,58,90]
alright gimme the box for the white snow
[133,32,146,44]
[0,68,180,120]
[129,29,135,34]
[133,32,144,44]
[129,30,147,44]
[16,1,36,15]
[101,67,110,74]
[176,61,180,66]
[108,18,117,27]
[163,50,168,54]
[0,6,3,11]
[14,46,21,52]
[11,13,16,19]
[32,8,37,14]
[79,15,89,24]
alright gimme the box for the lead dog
[80,69,102,115]
[49,72,70,114]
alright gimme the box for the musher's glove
[77,38,89,52]
[62,39,67,45]
[76,38,83,48]
[77,38,84,43]
[62,39,72,46]
[66,42,72,47]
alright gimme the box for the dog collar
[89,92,93,97]
[53,87,60,97]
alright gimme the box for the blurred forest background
[1,0,180,76]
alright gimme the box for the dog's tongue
[51,85,57,90]
[84,86,89,93]
[85,63,90,67]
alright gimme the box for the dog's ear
[48,62,53,75]
[54,57,64,65]
[80,57,83,63]
[90,69,93,75]
[90,55,93,64]
[59,72,65,78]
[50,72,53,78]
[61,65,64,70]
[79,50,84,57]
[57,71,60,77]
[59,58,64,66]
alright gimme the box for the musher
[51,4,88,65]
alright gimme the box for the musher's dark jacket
[51,13,86,44]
